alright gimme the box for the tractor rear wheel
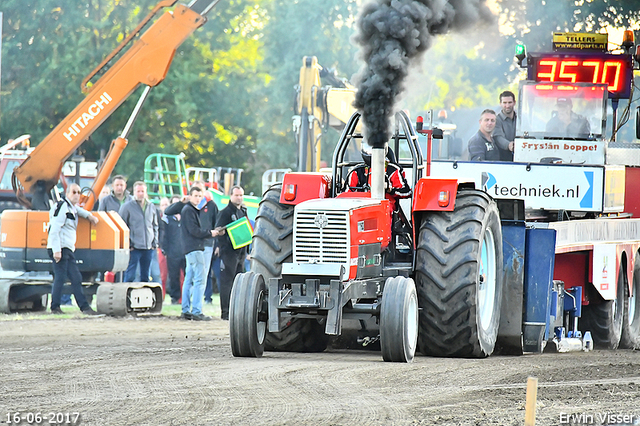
[230,272,267,358]
[415,190,503,358]
[380,276,418,362]
[250,184,329,353]
[621,253,640,349]
[581,263,625,349]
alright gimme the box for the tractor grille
[294,210,350,265]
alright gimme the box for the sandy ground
[1,314,640,426]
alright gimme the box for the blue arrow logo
[482,172,497,191]
[580,171,593,209]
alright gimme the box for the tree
[257,0,360,169]
[1,0,271,194]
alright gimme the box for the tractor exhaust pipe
[370,147,385,200]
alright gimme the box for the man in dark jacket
[468,109,500,161]
[164,181,219,303]
[215,185,248,321]
[180,186,223,321]
[162,196,184,304]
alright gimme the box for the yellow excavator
[293,56,357,172]
[0,0,222,314]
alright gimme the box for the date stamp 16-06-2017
[3,412,81,425]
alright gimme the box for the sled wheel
[621,253,640,349]
[580,262,625,350]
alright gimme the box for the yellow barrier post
[525,376,538,426]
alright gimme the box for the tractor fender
[279,172,331,205]
[412,177,459,212]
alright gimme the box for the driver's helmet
[360,144,389,167]
[361,145,372,167]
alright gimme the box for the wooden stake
[525,376,538,426]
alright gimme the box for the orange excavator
[0,0,222,314]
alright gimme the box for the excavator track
[96,282,163,316]
[0,276,52,314]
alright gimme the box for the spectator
[98,175,133,212]
[156,197,170,289]
[162,195,185,304]
[93,184,112,211]
[468,109,500,161]
[209,250,222,295]
[180,186,223,321]
[47,183,100,315]
[136,197,168,283]
[215,185,249,321]
[165,181,219,304]
[493,91,517,161]
[119,181,159,283]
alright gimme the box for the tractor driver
[342,145,411,213]
[545,97,591,138]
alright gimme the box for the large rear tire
[250,184,329,352]
[380,276,418,362]
[230,272,267,358]
[621,254,640,349]
[415,190,503,358]
[581,263,625,349]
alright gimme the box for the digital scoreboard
[528,52,634,99]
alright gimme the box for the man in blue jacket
[180,186,223,321]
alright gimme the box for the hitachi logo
[63,92,112,142]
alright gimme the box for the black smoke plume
[353,0,494,148]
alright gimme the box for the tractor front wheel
[250,183,329,353]
[380,276,418,362]
[230,272,267,358]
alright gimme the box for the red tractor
[230,110,504,362]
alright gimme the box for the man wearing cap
[546,97,590,138]
[468,109,500,161]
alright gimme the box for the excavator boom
[0,0,222,315]
[13,1,219,201]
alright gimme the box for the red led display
[529,53,633,99]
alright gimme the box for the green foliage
[498,0,640,50]
[256,0,360,171]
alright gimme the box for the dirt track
[1,315,640,426]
